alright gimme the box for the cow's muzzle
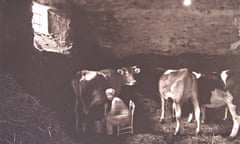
[126,80,137,86]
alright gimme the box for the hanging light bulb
[183,0,192,7]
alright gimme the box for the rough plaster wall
[76,0,240,58]
[113,9,239,56]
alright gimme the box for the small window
[31,2,72,55]
[32,2,49,35]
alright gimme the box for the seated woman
[104,88,130,135]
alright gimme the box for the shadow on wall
[27,51,76,131]
[70,6,118,70]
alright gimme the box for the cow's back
[159,68,197,102]
[159,68,201,135]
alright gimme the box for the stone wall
[75,0,240,58]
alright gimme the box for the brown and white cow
[191,71,226,123]
[216,69,240,138]
[159,68,201,135]
[71,66,140,133]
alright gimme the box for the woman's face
[105,88,116,100]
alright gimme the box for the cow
[199,69,240,138]
[71,66,140,133]
[210,88,239,138]
[191,71,226,123]
[217,69,240,138]
[159,68,201,135]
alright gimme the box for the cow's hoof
[201,120,205,124]
[228,136,236,139]
[82,126,86,133]
[228,135,237,140]
[195,131,201,136]
[75,127,81,134]
[187,119,193,123]
[174,131,180,136]
[160,119,165,123]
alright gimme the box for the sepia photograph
[1,0,240,143]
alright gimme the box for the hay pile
[0,73,76,144]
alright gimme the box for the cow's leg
[171,102,176,122]
[187,112,193,123]
[160,97,165,123]
[201,106,206,123]
[81,109,88,133]
[174,102,181,135]
[230,117,240,138]
[94,120,103,134]
[82,120,87,133]
[227,103,239,138]
[74,97,87,133]
[74,96,79,131]
[79,95,87,133]
[192,97,201,135]
[223,106,228,121]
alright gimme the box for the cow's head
[117,66,141,86]
[192,71,202,79]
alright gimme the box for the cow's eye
[134,68,140,74]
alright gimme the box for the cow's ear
[117,69,124,75]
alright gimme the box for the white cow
[159,68,201,135]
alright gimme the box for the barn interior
[1,0,240,143]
